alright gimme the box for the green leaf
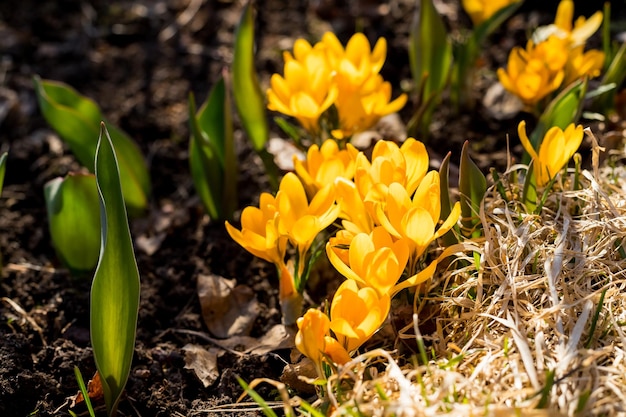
[459,141,486,238]
[438,151,458,246]
[189,74,237,221]
[73,367,96,417]
[33,76,150,215]
[593,42,626,115]
[0,152,7,197]
[91,123,140,417]
[530,78,587,150]
[408,0,452,136]
[233,2,268,152]
[44,174,101,273]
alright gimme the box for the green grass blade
[91,123,141,417]
[44,174,101,272]
[33,77,150,215]
[73,367,97,417]
[233,2,268,152]
[236,376,279,417]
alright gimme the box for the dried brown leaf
[182,344,220,388]
[197,274,259,338]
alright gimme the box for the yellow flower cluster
[462,0,520,26]
[267,33,407,140]
[498,0,604,106]
[294,138,460,376]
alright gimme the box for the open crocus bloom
[553,0,603,47]
[564,46,605,86]
[295,309,351,377]
[225,192,286,265]
[354,138,429,217]
[518,120,584,187]
[276,173,340,263]
[326,226,410,296]
[497,45,565,106]
[330,279,390,352]
[374,173,462,262]
[267,38,338,133]
[321,32,387,92]
[332,75,408,139]
[293,139,358,196]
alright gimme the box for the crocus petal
[518,120,539,160]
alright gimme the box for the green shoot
[44,174,101,273]
[91,123,141,416]
[459,141,487,239]
[188,73,237,221]
[408,0,452,138]
[33,77,150,216]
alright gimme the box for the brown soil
[0,1,620,416]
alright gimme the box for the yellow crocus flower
[332,75,408,140]
[518,120,584,187]
[497,44,565,106]
[374,174,462,263]
[553,0,603,47]
[564,46,605,86]
[320,32,407,139]
[225,193,286,265]
[321,32,387,92]
[354,138,429,217]
[267,39,338,133]
[293,139,358,196]
[326,226,410,296]
[329,279,390,352]
[462,0,519,26]
[295,309,351,378]
[531,36,569,74]
[275,173,340,266]
[334,177,374,235]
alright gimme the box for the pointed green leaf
[44,174,100,272]
[459,141,486,238]
[233,2,268,152]
[409,0,452,97]
[91,123,140,417]
[33,77,150,215]
[529,78,587,151]
[189,77,239,221]
[593,42,626,115]
[0,152,7,197]
[438,151,458,246]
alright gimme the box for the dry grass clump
[327,145,626,416]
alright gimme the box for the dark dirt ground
[0,1,622,416]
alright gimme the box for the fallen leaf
[72,370,104,406]
[219,324,296,355]
[197,274,259,338]
[280,357,317,394]
[182,344,220,388]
